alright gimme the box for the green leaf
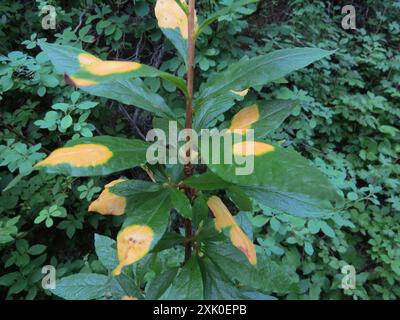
[169,188,192,219]
[110,179,163,197]
[192,194,209,228]
[205,241,298,294]
[241,290,276,300]
[347,192,358,201]
[165,256,203,300]
[307,219,321,234]
[194,48,334,129]
[207,139,342,217]
[378,125,399,137]
[94,234,118,270]
[196,0,259,37]
[50,273,109,300]
[304,242,314,256]
[60,115,73,129]
[320,221,335,238]
[227,186,253,212]
[146,267,179,300]
[83,79,176,119]
[27,244,47,255]
[184,170,232,190]
[41,74,59,88]
[199,256,247,300]
[34,136,149,177]
[151,232,185,253]
[0,272,19,286]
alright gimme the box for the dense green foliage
[0,0,399,300]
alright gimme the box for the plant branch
[183,0,196,265]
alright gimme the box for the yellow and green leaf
[227,100,298,138]
[193,48,334,129]
[34,136,148,177]
[155,0,197,64]
[205,134,343,217]
[113,191,171,275]
[88,179,127,216]
[113,225,154,276]
[38,41,176,119]
[207,196,257,265]
[67,52,187,95]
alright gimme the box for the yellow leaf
[72,53,142,80]
[112,225,154,276]
[84,61,142,76]
[227,104,259,134]
[233,141,275,157]
[121,296,138,300]
[88,179,126,216]
[34,144,113,168]
[155,0,197,39]
[207,196,257,265]
[230,88,250,97]
[78,53,102,66]
[67,75,98,87]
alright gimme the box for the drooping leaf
[165,256,203,300]
[89,179,127,216]
[50,273,109,300]
[34,136,148,177]
[194,48,334,129]
[207,196,257,265]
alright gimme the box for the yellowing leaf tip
[230,88,249,97]
[88,179,126,216]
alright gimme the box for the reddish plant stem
[183,0,196,265]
